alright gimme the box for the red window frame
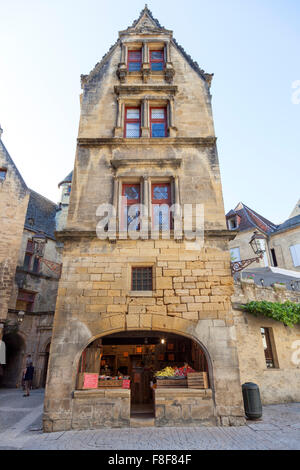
[121,183,141,230]
[127,50,142,71]
[150,107,167,138]
[124,107,141,138]
[150,50,164,70]
[151,182,173,229]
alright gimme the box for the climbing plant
[241,300,300,327]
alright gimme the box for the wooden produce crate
[98,379,123,388]
[187,372,208,389]
[156,377,187,388]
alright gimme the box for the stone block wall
[233,279,300,404]
[155,388,217,426]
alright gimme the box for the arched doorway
[0,332,25,388]
[77,330,210,419]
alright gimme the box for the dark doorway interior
[0,333,25,388]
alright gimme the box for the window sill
[129,291,153,297]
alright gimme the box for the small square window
[132,267,153,291]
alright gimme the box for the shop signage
[122,379,130,389]
[83,373,98,389]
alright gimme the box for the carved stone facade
[44,7,245,432]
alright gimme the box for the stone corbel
[164,42,175,83]
[117,44,128,83]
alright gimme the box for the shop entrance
[77,330,209,421]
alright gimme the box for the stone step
[130,414,155,427]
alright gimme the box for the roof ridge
[28,188,57,208]
[242,203,277,230]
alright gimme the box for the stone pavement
[0,389,300,450]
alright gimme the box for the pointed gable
[226,202,278,234]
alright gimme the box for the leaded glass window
[150,50,164,71]
[150,108,167,138]
[125,107,141,138]
[128,50,142,72]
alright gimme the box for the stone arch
[0,331,26,388]
[71,314,215,394]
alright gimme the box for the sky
[0,0,299,224]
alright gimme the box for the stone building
[0,126,29,344]
[227,202,300,274]
[0,139,64,389]
[44,6,246,432]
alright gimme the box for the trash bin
[242,382,262,420]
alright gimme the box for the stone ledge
[73,388,130,399]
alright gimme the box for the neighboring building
[227,201,300,274]
[44,6,246,432]
[0,126,29,346]
[0,162,67,388]
[269,213,300,272]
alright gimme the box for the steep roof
[226,202,278,234]
[0,136,27,195]
[81,5,212,88]
[24,190,58,239]
[58,171,73,188]
[288,199,300,219]
[271,214,300,236]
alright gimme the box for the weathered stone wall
[0,139,29,336]
[67,389,130,431]
[155,388,216,427]
[232,279,300,404]
[44,10,244,431]
[44,239,245,431]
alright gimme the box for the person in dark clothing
[23,363,34,397]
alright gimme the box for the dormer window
[128,50,142,71]
[124,107,141,138]
[228,216,238,230]
[150,50,164,71]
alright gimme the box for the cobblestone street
[0,389,300,450]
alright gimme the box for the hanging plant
[241,300,300,327]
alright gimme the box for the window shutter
[290,244,300,267]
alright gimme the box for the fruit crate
[98,379,123,388]
[156,376,187,388]
[187,372,208,389]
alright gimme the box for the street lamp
[17,311,25,324]
[231,231,266,274]
[249,231,266,256]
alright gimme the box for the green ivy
[241,300,300,327]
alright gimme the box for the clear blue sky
[1,0,299,223]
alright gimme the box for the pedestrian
[23,356,34,397]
